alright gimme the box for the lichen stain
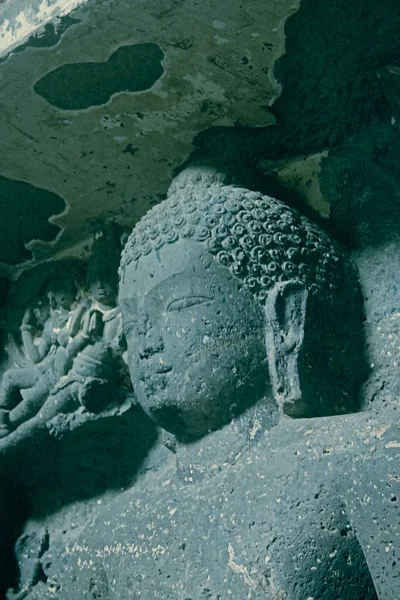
[227,542,256,590]
[34,43,165,110]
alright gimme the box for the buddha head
[119,166,365,442]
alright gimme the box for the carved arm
[20,308,52,364]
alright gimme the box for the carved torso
[52,406,400,600]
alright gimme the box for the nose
[139,320,164,359]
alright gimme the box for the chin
[137,366,265,440]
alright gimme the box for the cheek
[125,333,141,370]
[162,313,217,360]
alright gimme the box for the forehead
[119,238,238,305]
[91,279,113,286]
[55,284,74,294]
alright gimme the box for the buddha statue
[18,166,398,600]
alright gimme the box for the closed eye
[167,296,214,312]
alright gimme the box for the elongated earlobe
[265,280,309,417]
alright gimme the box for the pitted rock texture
[40,407,400,600]
[0,0,399,598]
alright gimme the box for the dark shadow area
[191,0,400,163]
[320,125,400,249]
[0,279,9,311]
[0,405,158,596]
[269,0,400,156]
[0,177,65,265]
[4,405,158,518]
[34,43,165,110]
[0,479,28,600]
[188,0,400,252]
[300,289,369,416]
[0,277,10,369]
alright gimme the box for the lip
[138,362,172,380]
[139,367,172,380]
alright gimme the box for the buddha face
[119,239,269,440]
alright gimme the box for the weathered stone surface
[49,407,399,599]
[48,166,385,599]
[34,43,165,110]
[0,0,296,274]
[0,225,129,452]
[119,164,365,437]
[0,0,88,58]
[0,0,399,598]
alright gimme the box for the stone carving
[11,166,398,600]
[80,165,390,600]
[43,165,393,600]
[119,163,365,441]
[56,406,397,600]
[0,225,127,444]
[0,277,82,437]
[43,227,125,421]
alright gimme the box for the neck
[95,299,116,311]
[173,396,279,484]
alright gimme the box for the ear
[265,280,309,417]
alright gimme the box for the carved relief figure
[0,277,84,437]
[40,227,126,421]
[0,226,127,442]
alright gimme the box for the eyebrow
[166,295,214,310]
